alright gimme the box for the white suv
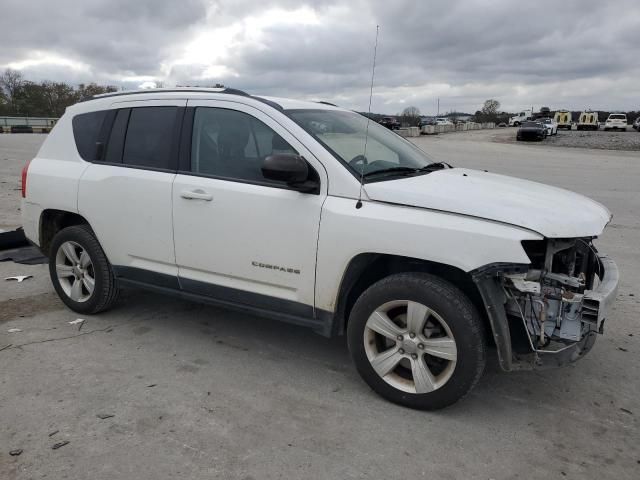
[604,113,628,131]
[21,88,619,409]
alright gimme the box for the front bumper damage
[471,253,619,371]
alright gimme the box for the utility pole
[437,98,440,117]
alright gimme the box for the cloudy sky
[1,0,638,114]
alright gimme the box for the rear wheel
[347,273,486,410]
[49,225,119,314]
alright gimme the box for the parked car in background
[554,109,572,130]
[516,121,547,141]
[577,111,599,131]
[604,113,627,131]
[419,116,436,127]
[539,117,558,136]
[435,118,453,126]
[10,125,34,133]
[632,116,640,131]
[379,116,400,130]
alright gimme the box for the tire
[49,224,119,314]
[347,273,486,410]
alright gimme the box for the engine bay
[503,238,603,351]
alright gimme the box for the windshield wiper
[362,162,451,179]
[362,166,419,178]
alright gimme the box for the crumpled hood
[364,168,612,238]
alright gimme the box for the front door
[172,100,327,316]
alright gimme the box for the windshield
[522,121,541,127]
[609,114,626,120]
[286,109,435,178]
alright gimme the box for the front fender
[315,197,541,313]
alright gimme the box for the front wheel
[49,225,119,314]
[347,273,486,410]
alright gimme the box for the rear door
[78,100,185,283]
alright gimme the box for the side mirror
[262,154,308,182]
[262,154,319,194]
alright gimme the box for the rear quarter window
[72,110,109,161]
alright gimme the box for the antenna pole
[356,24,380,209]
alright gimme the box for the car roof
[70,87,343,115]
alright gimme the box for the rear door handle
[180,189,213,201]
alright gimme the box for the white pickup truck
[508,109,533,127]
[21,88,619,409]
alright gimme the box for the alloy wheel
[55,241,96,303]
[363,300,457,394]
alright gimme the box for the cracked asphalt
[1,132,639,479]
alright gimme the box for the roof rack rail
[83,87,284,111]
[86,87,251,102]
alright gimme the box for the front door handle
[180,189,213,201]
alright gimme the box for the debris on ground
[618,347,629,352]
[0,228,28,250]
[48,430,59,437]
[0,246,47,265]
[4,275,33,282]
[147,384,157,388]
[96,413,114,419]
[51,440,69,450]
[7,328,22,333]
[620,408,633,415]
[0,344,12,352]
[68,318,85,325]
[9,449,23,456]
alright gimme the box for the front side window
[122,107,177,169]
[190,107,298,183]
[287,109,435,179]
[72,110,108,161]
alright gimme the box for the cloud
[1,0,638,113]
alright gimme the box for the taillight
[21,160,32,198]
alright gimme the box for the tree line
[0,69,118,118]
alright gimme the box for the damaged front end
[472,238,619,371]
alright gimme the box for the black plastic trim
[112,265,334,336]
[470,262,529,372]
[180,278,313,318]
[113,266,180,289]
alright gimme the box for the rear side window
[122,107,178,169]
[72,111,108,161]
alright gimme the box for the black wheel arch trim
[470,262,529,372]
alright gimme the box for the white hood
[364,168,612,238]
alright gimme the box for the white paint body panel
[314,197,542,311]
[78,166,178,276]
[21,113,89,244]
[364,168,612,238]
